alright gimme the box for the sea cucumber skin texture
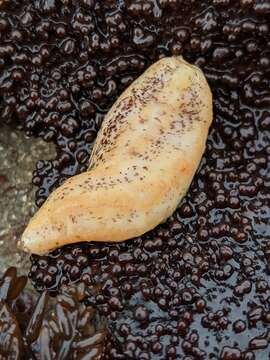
[20,57,213,255]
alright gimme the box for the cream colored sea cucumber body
[20,57,213,254]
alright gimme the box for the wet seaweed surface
[0,267,106,360]
[0,0,270,359]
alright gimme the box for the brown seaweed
[0,268,106,360]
